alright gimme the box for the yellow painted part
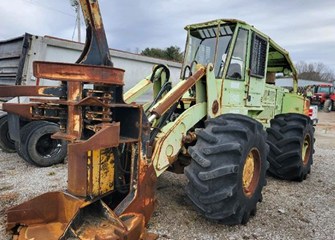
[92,149,101,195]
[124,78,152,104]
[243,152,255,194]
[302,134,311,165]
[88,148,114,196]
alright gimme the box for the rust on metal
[2,103,36,120]
[78,0,113,66]
[3,0,161,239]
[182,131,197,144]
[66,81,83,141]
[7,191,85,234]
[3,102,66,121]
[27,97,134,108]
[0,86,65,97]
[52,132,77,141]
[121,162,157,225]
[74,211,156,240]
[33,61,124,85]
[77,96,111,107]
[7,191,158,240]
[68,123,120,197]
[212,100,219,114]
[151,67,205,117]
[29,98,72,105]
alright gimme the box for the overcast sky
[1,0,334,70]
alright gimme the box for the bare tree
[295,61,334,82]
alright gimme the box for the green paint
[282,93,305,114]
[153,102,207,176]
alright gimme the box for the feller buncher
[1,0,314,239]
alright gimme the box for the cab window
[226,28,248,80]
[182,25,235,79]
[250,33,267,78]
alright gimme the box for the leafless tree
[295,61,334,82]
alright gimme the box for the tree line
[295,61,334,82]
[141,46,183,62]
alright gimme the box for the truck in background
[309,84,335,112]
[0,33,182,165]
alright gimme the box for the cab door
[222,28,249,107]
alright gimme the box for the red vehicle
[310,84,335,112]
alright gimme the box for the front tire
[185,114,268,225]
[267,113,314,181]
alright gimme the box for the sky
[0,0,334,71]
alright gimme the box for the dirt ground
[0,112,334,240]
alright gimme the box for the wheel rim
[242,148,261,198]
[36,133,62,158]
[302,134,311,165]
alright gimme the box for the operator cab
[181,19,297,89]
[182,24,237,79]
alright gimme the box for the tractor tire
[18,121,67,167]
[15,121,51,164]
[185,114,269,225]
[267,113,314,181]
[323,99,333,112]
[0,115,16,153]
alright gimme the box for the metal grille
[250,33,267,78]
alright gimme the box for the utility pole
[70,0,81,42]
[76,3,81,42]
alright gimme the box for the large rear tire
[185,114,268,225]
[0,115,16,153]
[267,113,314,181]
[15,121,51,164]
[323,99,333,112]
[17,121,67,167]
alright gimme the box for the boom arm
[77,0,113,66]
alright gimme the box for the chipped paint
[152,102,207,175]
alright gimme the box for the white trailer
[0,33,182,89]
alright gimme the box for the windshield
[182,24,235,79]
[316,86,331,94]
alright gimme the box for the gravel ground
[0,112,334,240]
